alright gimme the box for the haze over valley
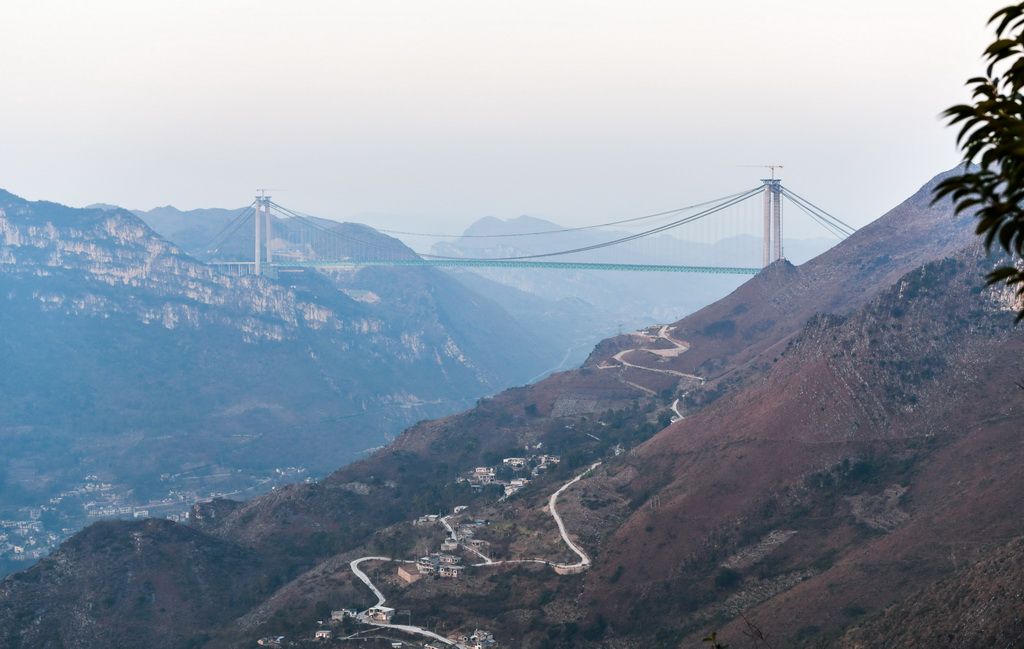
[0,191,563,575]
[4,1,1024,648]
[4,167,1024,649]
[0,184,839,578]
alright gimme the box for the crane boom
[739,164,784,179]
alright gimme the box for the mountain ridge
[4,169,1024,648]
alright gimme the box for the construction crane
[739,164,784,179]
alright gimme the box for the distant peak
[463,214,562,237]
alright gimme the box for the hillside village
[267,454,599,648]
[0,467,310,571]
[457,454,560,498]
[267,505,505,648]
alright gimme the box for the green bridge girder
[267,259,762,274]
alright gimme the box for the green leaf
[985,38,1020,58]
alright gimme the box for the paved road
[351,556,460,645]
[442,515,493,564]
[364,620,457,646]
[548,461,601,568]
[602,325,705,382]
[350,556,394,607]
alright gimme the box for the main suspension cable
[376,189,761,239]
[422,187,765,261]
[199,202,257,260]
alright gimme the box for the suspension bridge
[202,176,854,277]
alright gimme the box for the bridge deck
[263,259,761,274]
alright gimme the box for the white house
[441,538,459,552]
[367,606,395,623]
[438,564,465,578]
[460,629,496,649]
[417,555,441,574]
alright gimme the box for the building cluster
[458,629,496,649]
[457,454,559,498]
[409,513,493,585]
[47,479,151,518]
[48,478,115,503]
[364,606,395,623]
[85,505,136,517]
[68,479,177,519]
[324,605,498,648]
[0,518,61,561]
[2,466,311,567]
[398,552,466,582]
[448,518,491,555]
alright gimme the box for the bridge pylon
[254,190,272,276]
[761,179,783,267]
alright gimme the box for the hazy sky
[0,0,1011,239]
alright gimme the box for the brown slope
[834,535,1024,649]
[578,247,1024,645]
[176,168,993,643]
[193,365,649,555]
[204,168,996,647]
[195,168,976,553]
[585,169,977,385]
[0,519,265,649]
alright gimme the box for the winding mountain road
[347,461,603,644]
[440,515,492,565]
[547,461,601,568]
[602,325,705,382]
[350,556,393,607]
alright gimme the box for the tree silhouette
[935,3,1024,319]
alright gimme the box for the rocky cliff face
[0,189,560,563]
[134,205,626,374]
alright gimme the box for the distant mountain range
[5,170,1024,649]
[130,204,622,373]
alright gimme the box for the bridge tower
[760,175,783,267]
[254,190,272,276]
